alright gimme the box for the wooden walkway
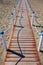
[4,0,41,65]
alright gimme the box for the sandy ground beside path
[28,0,43,65]
[0,0,18,65]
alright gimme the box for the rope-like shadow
[40,50,43,53]
[7,49,25,58]
[14,18,25,65]
[33,24,43,28]
[15,57,22,65]
[15,6,25,65]
[17,27,24,54]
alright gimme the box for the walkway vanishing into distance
[4,0,41,65]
